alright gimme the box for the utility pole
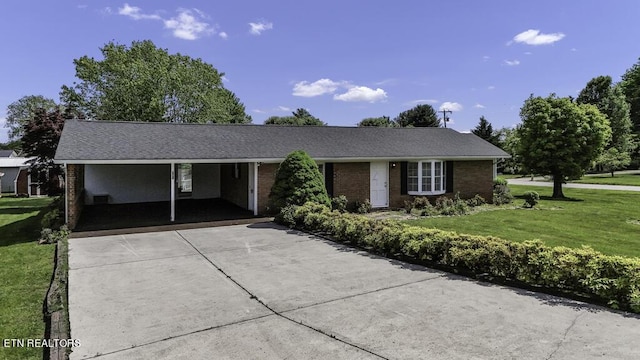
[440,109,452,128]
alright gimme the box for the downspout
[170,163,175,222]
[64,163,68,225]
[253,162,259,216]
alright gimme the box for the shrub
[331,195,348,213]
[39,225,70,244]
[523,191,540,208]
[493,185,513,205]
[356,199,372,214]
[285,202,640,313]
[275,204,299,228]
[435,195,468,216]
[466,194,486,207]
[493,176,508,187]
[268,150,330,213]
[412,197,431,209]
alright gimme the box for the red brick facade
[66,164,85,230]
[331,162,370,206]
[257,163,279,214]
[256,160,494,214]
[451,160,494,201]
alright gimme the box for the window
[407,160,446,195]
[178,164,192,194]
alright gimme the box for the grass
[0,196,55,360]
[572,172,640,186]
[405,185,640,258]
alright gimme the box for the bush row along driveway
[68,223,640,360]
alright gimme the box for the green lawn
[405,185,640,258]
[0,196,55,360]
[572,172,640,186]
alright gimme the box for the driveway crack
[176,230,391,360]
[545,311,585,360]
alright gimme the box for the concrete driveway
[68,224,640,360]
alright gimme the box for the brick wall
[332,162,370,206]
[452,160,494,201]
[220,163,249,208]
[389,160,494,208]
[257,163,278,214]
[66,164,85,230]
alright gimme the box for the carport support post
[253,162,259,216]
[170,163,175,222]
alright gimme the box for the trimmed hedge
[278,202,640,313]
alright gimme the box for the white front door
[370,162,388,208]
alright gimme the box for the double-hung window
[407,160,446,195]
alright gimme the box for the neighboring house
[0,156,38,195]
[54,120,509,229]
[0,150,18,158]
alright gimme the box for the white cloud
[252,109,267,114]
[116,4,217,40]
[249,21,273,35]
[219,31,228,39]
[277,106,292,112]
[164,9,214,40]
[439,102,463,112]
[524,51,532,55]
[473,103,485,109]
[511,29,565,46]
[406,99,438,105]
[292,79,343,97]
[221,76,230,83]
[118,3,161,20]
[571,48,577,52]
[102,6,112,14]
[334,87,387,103]
[487,85,495,90]
[504,59,520,66]
[482,55,490,61]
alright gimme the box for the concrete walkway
[508,177,640,192]
[68,224,640,360]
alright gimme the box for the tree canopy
[60,40,251,124]
[517,94,611,198]
[471,116,499,146]
[621,58,640,134]
[21,108,66,194]
[577,76,635,174]
[5,95,58,140]
[394,104,441,127]
[357,116,397,127]
[264,108,325,125]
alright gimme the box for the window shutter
[446,161,454,192]
[400,161,408,195]
[324,163,334,197]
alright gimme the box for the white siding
[0,167,20,193]
[84,163,222,205]
[85,164,171,204]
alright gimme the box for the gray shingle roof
[54,120,509,162]
[0,150,16,158]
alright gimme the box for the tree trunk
[611,170,615,177]
[552,174,564,198]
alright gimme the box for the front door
[370,162,388,208]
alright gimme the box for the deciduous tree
[264,108,325,125]
[60,40,251,124]
[394,104,440,127]
[517,94,611,198]
[5,95,58,140]
[21,109,66,194]
[357,116,397,127]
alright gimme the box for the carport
[67,161,258,231]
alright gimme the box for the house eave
[54,155,509,165]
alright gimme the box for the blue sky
[2,1,640,142]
